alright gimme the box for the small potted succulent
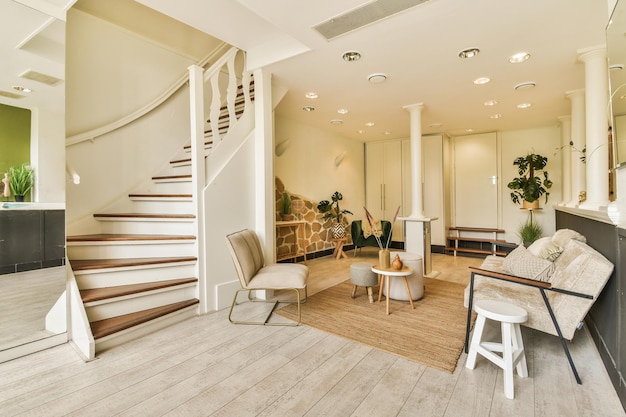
[8,163,34,202]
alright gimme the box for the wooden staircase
[66,79,254,356]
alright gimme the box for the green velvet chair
[351,220,393,255]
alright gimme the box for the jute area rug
[275,277,472,373]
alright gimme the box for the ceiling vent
[313,0,431,40]
[0,90,24,99]
[19,69,63,86]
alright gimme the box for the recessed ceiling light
[517,103,532,109]
[609,64,624,70]
[514,81,536,90]
[337,108,349,114]
[509,52,530,63]
[474,77,491,85]
[484,100,498,106]
[458,48,480,59]
[429,123,443,128]
[12,85,31,93]
[305,92,318,99]
[466,128,474,132]
[365,122,375,127]
[330,119,343,124]
[357,130,366,134]
[490,114,502,119]
[368,73,387,83]
[302,106,315,112]
[342,51,361,62]
[384,131,392,135]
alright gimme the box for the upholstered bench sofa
[463,229,614,383]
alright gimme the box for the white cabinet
[365,140,405,241]
[367,135,448,246]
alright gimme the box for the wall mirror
[608,0,626,167]
[0,0,69,362]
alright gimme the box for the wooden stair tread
[128,193,192,198]
[91,299,199,339]
[449,227,505,233]
[70,256,197,271]
[67,234,196,242]
[151,174,191,181]
[93,213,195,219]
[81,277,198,303]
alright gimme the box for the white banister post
[578,46,610,210]
[226,53,237,126]
[188,65,207,314]
[209,70,222,143]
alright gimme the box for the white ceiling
[0,0,614,142]
[0,0,75,114]
[137,0,611,141]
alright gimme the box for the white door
[453,133,498,228]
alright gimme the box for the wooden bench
[446,227,509,256]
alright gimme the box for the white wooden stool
[466,299,528,399]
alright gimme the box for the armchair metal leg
[540,288,582,384]
[228,287,307,326]
[465,273,475,353]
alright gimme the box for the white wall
[66,9,197,137]
[32,107,65,204]
[500,125,563,243]
[65,88,191,232]
[274,116,365,217]
[205,132,257,311]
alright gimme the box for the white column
[565,89,586,206]
[403,103,425,218]
[558,116,572,205]
[578,46,610,210]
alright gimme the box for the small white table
[371,265,414,315]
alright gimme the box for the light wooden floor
[0,250,624,417]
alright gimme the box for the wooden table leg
[386,275,390,315]
[378,275,385,303]
[403,277,415,309]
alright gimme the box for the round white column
[578,47,610,210]
[558,115,572,205]
[403,103,425,218]
[566,89,587,206]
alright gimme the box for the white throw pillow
[528,237,563,262]
[502,245,555,282]
[552,229,586,248]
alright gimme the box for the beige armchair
[464,235,614,384]
[225,229,308,326]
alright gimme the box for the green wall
[0,103,31,173]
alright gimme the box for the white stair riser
[130,200,193,213]
[68,241,195,259]
[75,263,196,289]
[95,305,198,350]
[147,181,192,194]
[98,220,194,235]
[86,285,197,321]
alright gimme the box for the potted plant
[280,191,294,221]
[317,191,353,238]
[507,153,553,209]
[8,163,34,202]
[518,214,543,247]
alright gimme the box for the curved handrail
[65,42,232,147]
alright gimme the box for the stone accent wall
[275,177,352,260]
